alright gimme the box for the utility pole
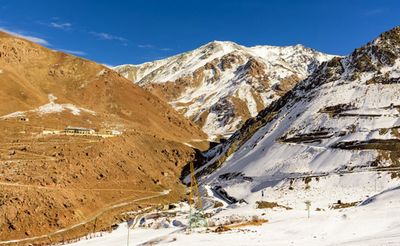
[188,162,207,232]
[93,217,97,234]
[127,218,134,246]
[127,226,130,246]
[305,201,311,218]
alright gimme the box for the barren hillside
[0,31,207,244]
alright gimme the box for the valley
[0,5,400,245]
[67,26,400,246]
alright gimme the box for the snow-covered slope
[68,28,400,246]
[115,41,335,140]
[69,184,400,246]
[193,26,400,208]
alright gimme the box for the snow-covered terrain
[67,27,400,246]
[197,26,400,198]
[115,41,335,140]
[0,94,95,119]
[69,183,400,246]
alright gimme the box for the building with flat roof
[64,126,95,135]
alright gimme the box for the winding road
[0,190,170,245]
[0,181,162,193]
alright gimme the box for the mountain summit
[115,41,336,140]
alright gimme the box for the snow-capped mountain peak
[195,26,400,210]
[115,41,336,140]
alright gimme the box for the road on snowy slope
[0,189,170,245]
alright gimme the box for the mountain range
[194,26,400,210]
[115,41,335,140]
[2,24,400,245]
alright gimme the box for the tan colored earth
[0,31,208,245]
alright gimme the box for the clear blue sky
[0,0,399,66]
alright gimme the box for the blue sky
[0,0,399,66]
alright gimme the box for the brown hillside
[0,31,207,244]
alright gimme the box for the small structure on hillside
[42,130,61,135]
[40,126,122,138]
[0,116,29,122]
[105,129,122,136]
[64,126,95,135]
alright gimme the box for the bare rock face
[115,41,335,140]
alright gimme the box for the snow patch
[0,111,26,119]
[96,69,107,76]
[0,94,96,119]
